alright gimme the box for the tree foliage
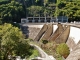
[0,0,80,22]
[0,0,25,23]
[56,43,70,58]
[55,0,80,21]
[0,23,33,60]
[27,6,43,17]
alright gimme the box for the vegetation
[41,41,59,59]
[0,0,8,2]
[0,0,25,23]
[27,6,43,17]
[0,0,80,23]
[0,0,9,3]
[56,43,70,58]
[25,0,80,22]
[0,23,39,60]
[27,49,39,60]
[42,40,48,44]
[40,41,70,59]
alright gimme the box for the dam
[20,23,80,60]
[20,23,80,50]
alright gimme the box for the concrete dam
[20,23,80,60]
[21,23,80,50]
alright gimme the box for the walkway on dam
[20,22,80,27]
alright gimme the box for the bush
[42,40,48,44]
[56,43,70,58]
[27,49,39,60]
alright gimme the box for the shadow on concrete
[55,25,70,44]
[20,25,29,38]
[48,23,64,41]
[41,24,53,40]
[34,24,48,41]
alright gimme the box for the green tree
[27,6,43,16]
[0,0,25,23]
[56,43,70,58]
[0,23,32,60]
[54,0,80,21]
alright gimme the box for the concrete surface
[41,24,53,40]
[30,44,56,60]
[34,24,48,41]
[48,24,64,41]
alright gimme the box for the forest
[0,0,80,23]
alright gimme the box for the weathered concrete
[34,24,48,41]
[48,24,64,41]
[66,43,80,60]
[41,24,53,40]
[55,26,70,44]
[69,26,80,44]
[28,27,41,39]
[66,26,80,51]
[66,37,76,51]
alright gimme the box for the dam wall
[53,24,80,50]
[21,23,80,46]
[21,23,58,39]
[69,26,80,44]
[66,26,80,51]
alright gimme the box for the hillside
[0,0,80,23]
